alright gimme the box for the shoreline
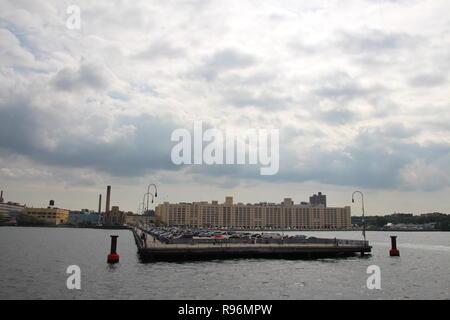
[2,225,447,232]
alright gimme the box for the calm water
[0,227,449,300]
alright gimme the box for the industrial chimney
[0,190,3,203]
[105,186,111,214]
[98,194,102,214]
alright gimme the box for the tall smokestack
[105,186,111,214]
[98,194,102,214]
[0,190,3,203]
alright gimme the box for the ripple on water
[1,228,449,299]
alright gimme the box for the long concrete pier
[132,229,372,262]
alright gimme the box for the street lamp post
[352,191,366,241]
[138,200,147,215]
[143,192,154,214]
[146,184,158,215]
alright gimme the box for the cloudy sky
[1,0,449,215]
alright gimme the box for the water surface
[0,227,448,299]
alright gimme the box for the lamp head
[352,198,354,203]
[155,192,158,197]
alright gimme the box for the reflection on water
[0,227,449,299]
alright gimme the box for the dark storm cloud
[52,63,110,92]
[315,85,375,101]
[133,40,185,60]
[338,29,416,54]
[0,95,42,153]
[317,108,355,125]
[371,122,420,139]
[408,73,447,88]
[313,72,386,102]
[273,124,448,190]
[182,124,450,191]
[335,29,423,67]
[196,48,257,80]
[0,97,179,177]
[36,115,178,177]
[208,49,256,70]
[1,92,449,191]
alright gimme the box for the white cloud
[0,28,35,67]
[0,0,449,213]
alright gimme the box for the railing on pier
[137,227,369,248]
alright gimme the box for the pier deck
[132,229,372,261]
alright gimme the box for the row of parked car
[142,227,309,244]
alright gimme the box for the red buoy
[107,235,120,263]
[107,252,120,263]
[389,235,400,256]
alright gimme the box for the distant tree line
[351,213,450,230]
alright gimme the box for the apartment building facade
[155,197,351,229]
